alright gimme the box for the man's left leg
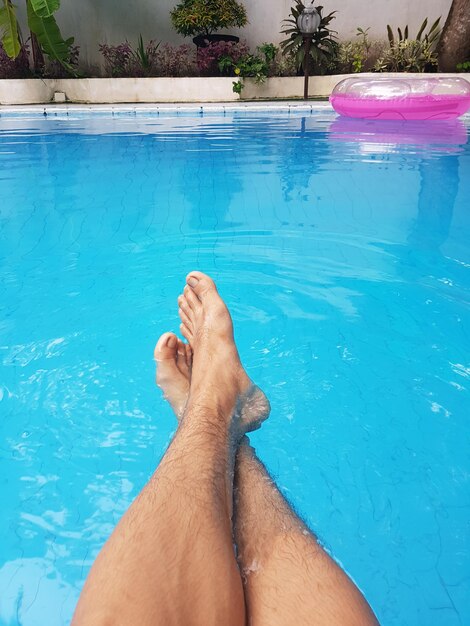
[72,272,262,626]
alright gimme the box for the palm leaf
[27,0,73,70]
[0,0,20,58]
[29,0,60,18]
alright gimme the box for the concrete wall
[15,0,453,72]
[2,74,468,105]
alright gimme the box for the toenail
[187,277,199,287]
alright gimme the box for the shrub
[0,42,31,79]
[157,43,197,77]
[334,28,385,74]
[456,60,470,72]
[267,49,298,76]
[386,17,441,49]
[375,39,438,72]
[197,40,249,74]
[374,17,441,72]
[170,0,248,38]
[99,39,161,77]
[100,41,139,77]
[218,43,280,93]
[99,40,197,77]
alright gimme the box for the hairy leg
[157,275,379,626]
[235,440,379,626]
[72,272,265,626]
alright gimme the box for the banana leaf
[27,0,73,71]
[29,0,60,18]
[0,0,20,58]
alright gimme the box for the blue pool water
[0,107,469,625]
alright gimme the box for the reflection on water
[410,157,459,251]
[329,117,468,150]
[0,110,469,626]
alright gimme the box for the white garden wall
[13,0,453,73]
[1,74,468,106]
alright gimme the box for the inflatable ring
[329,76,470,120]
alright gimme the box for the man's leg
[234,440,379,626]
[72,272,264,626]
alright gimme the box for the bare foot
[155,271,270,435]
[154,332,192,419]
[155,332,269,432]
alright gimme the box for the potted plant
[170,0,248,48]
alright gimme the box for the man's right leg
[234,439,379,626]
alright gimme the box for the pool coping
[0,101,334,117]
[1,101,468,122]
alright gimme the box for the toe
[176,339,190,377]
[178,294,193,319]
[185,343,193,370]
[183,285,201,311]
[180,323,193,343]
[178,307,192,330]
[154,332,178,362]
[155,332,182,388]
[186,271,218,301]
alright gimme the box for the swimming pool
[0,105,469,625]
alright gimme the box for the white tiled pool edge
[1,101,469,121]
[0,101,333,116]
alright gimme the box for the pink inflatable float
[330,77,470,120]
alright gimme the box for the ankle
[181,401,234,439]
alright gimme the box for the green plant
[218,43,277,93]
[375,17,442,73]
[135,35,151,72]
[258,42,277,64]
[375,39,438,72]
[0,38,30,77]
[268,49,298,76]
[386,17,441,49]
[0,0,20,57]
[196,39,248,74]
[353,27,369,71]
[99,40,194,78]
[170,0,247,38]
[456,60,470,71]
[280,1,338,75]
[337,27,370,73]
[0,0,75,73]
[332,26,385,74]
